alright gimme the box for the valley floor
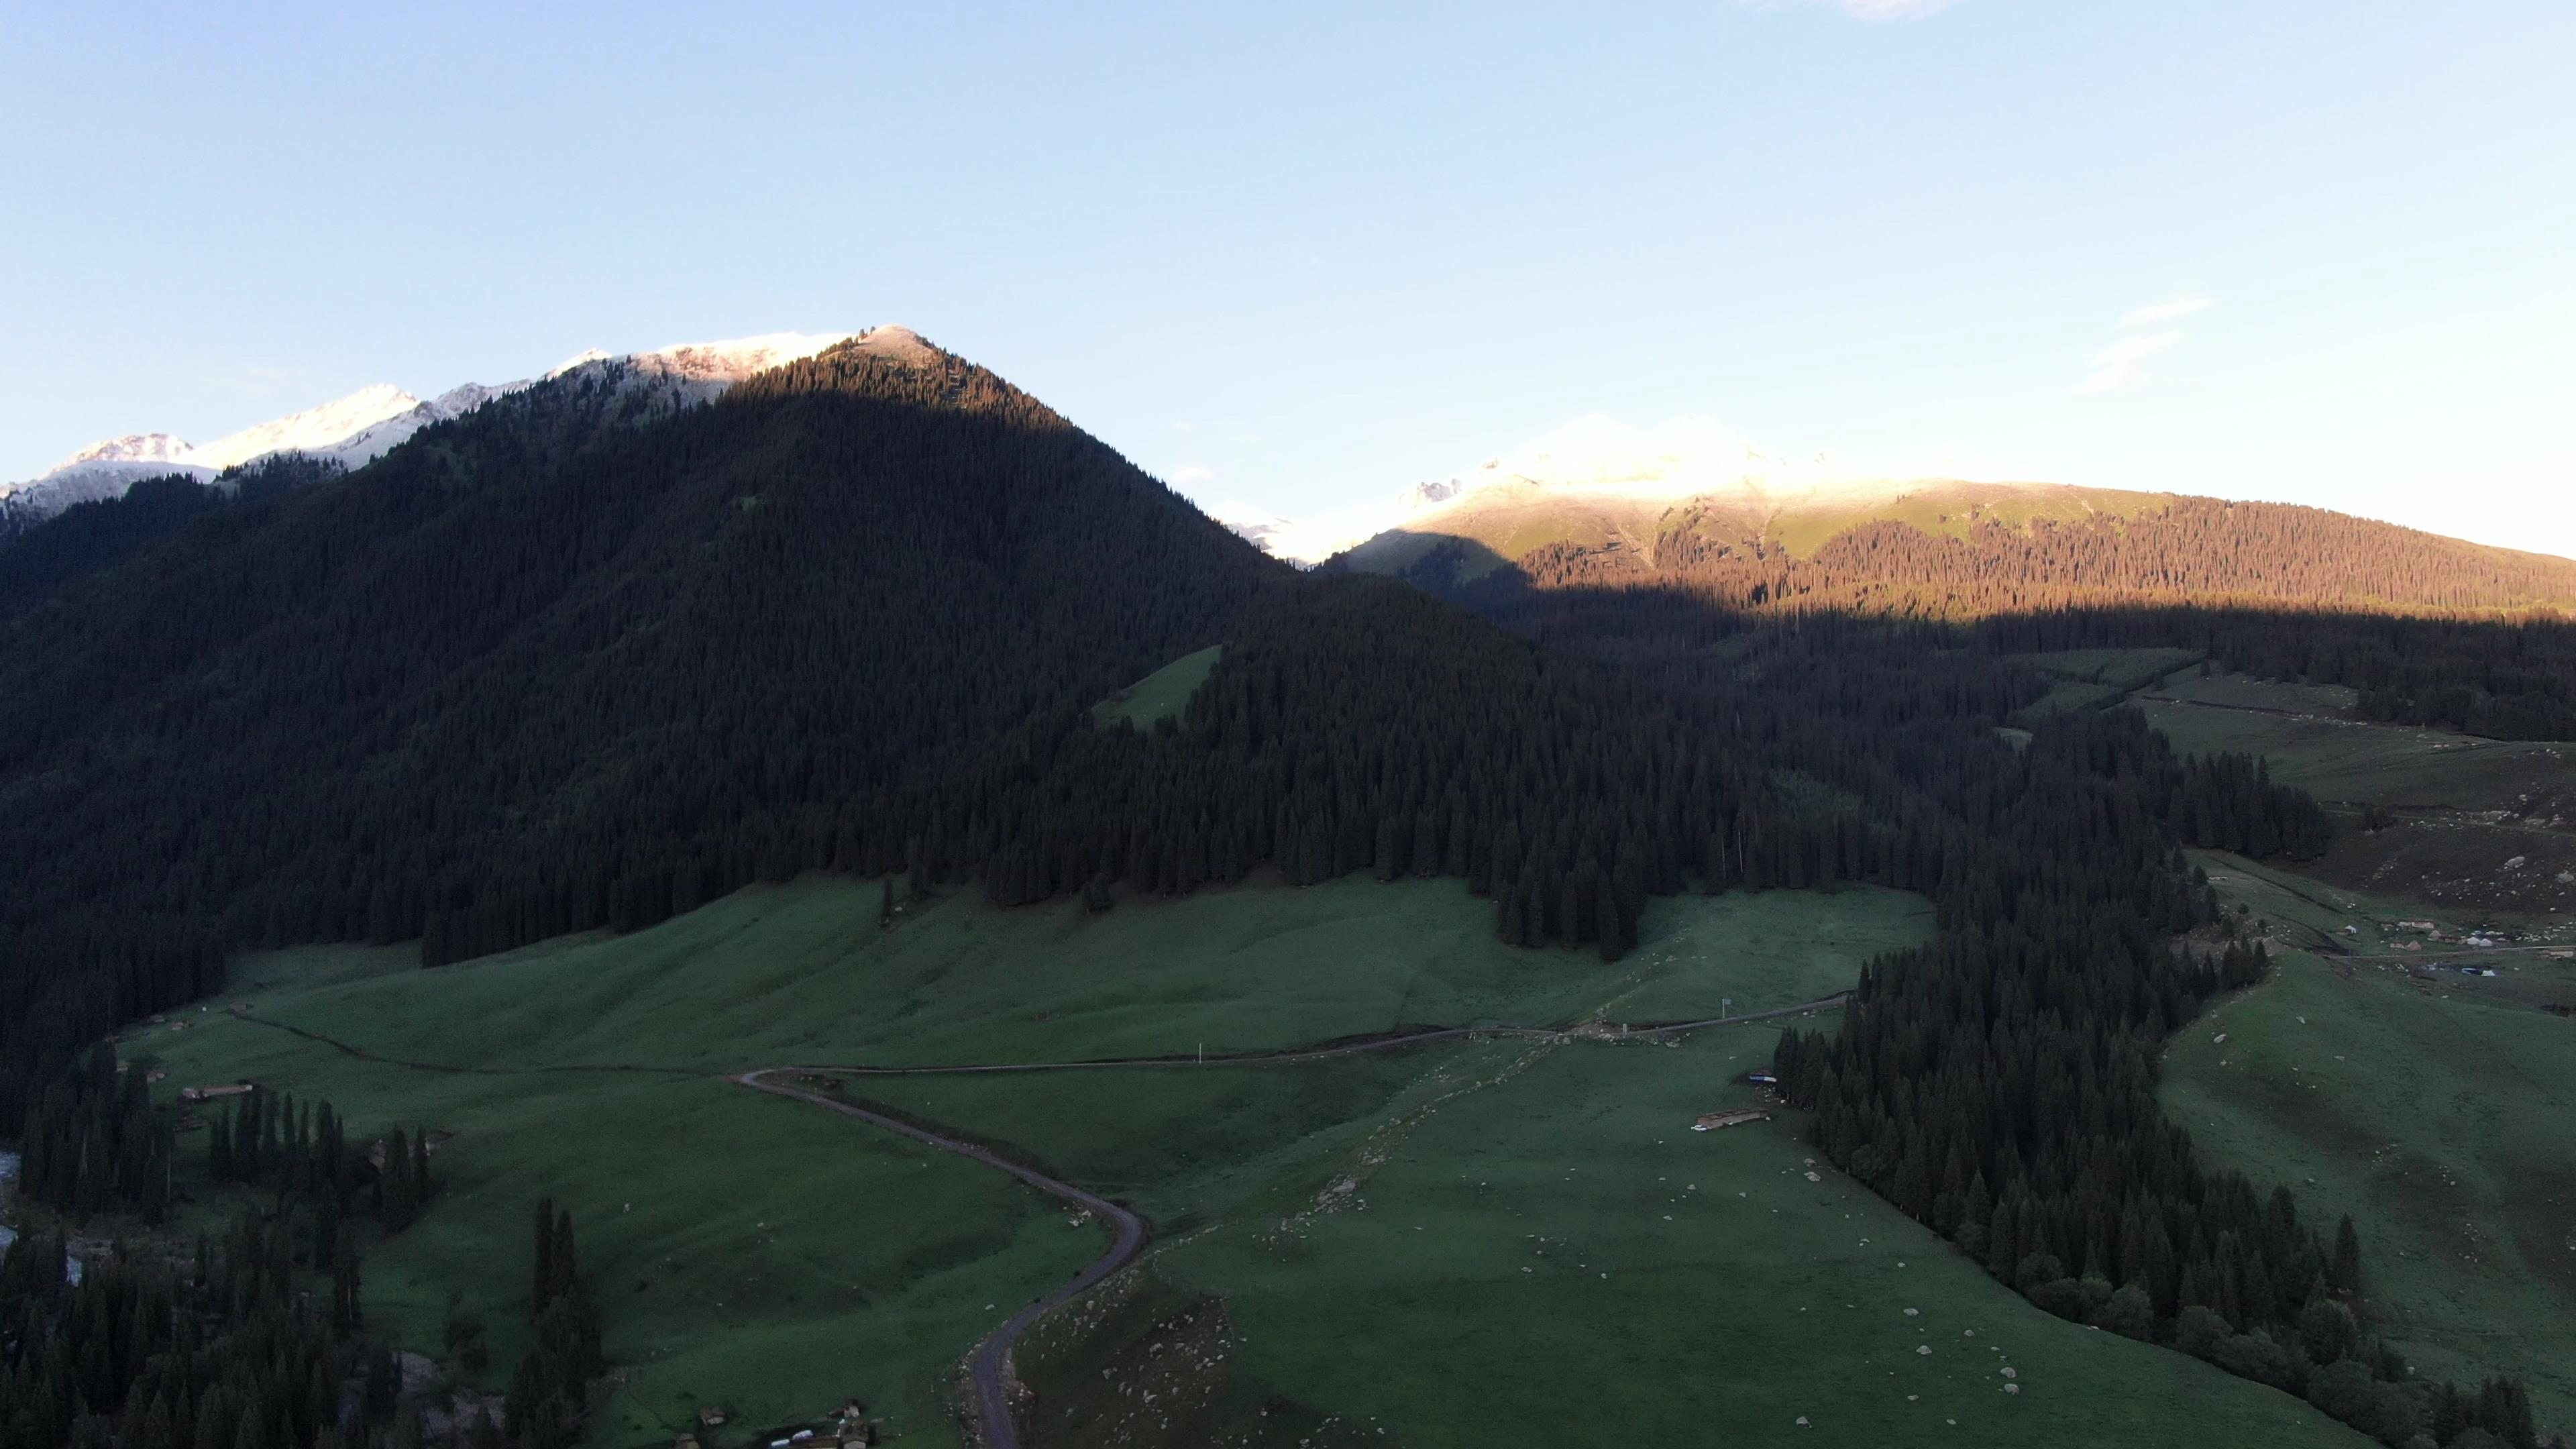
[115,871,2381,1448]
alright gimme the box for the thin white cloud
[2074,331,2182,395]
[2121,296,2214,327]
[1170,464,1217,486]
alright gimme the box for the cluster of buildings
[681,1400,871,1449]
[1693,1109,1770,1132]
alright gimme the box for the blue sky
[5,1,2571,553]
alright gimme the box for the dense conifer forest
[0,458,343,619]
[1,333,2562,1444]
[0,1188,592,1449]
[1460,493,2576,616]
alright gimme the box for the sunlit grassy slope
[1762,483,2176,558]
[1337,480,2182,576]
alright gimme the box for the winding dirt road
[236,994,1847,1446]
[733,1070,1144,1449]
[731,992,1847,1446]
[770,991,1852,1079]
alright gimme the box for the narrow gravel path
[774,992,1850,1078]
[733,1069,1144,1449]
[735,994,1843,1444]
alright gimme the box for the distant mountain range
[0,331,861,526]
[1210,413,2576,614]
[1205,415,2047,566]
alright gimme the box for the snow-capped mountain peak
[631,331,855,381]
[56,433,195,470]
[188,384,423,471]
[4,329,887,525]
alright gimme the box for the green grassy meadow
[120,854,2414,1446]
[2160,922,2576,1436]
[2012,645,2204,692]
[2141,674,2576,916]
[129,874,1927,1445]
[1093,644,1224,728]
[2139,673,2576,811]
[973,1031,2369,1448]
[2139,682,2576,1441]
[126,1042,1097,1447]
[147,873,1929,1078]
[1995,647,2203,723]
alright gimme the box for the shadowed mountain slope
[0,331,1279,1111]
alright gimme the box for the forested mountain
[0,331,856,533]
[4,328,2558,1446]
[0,456,345,615]
[0,328,1279,1123]
[1241,413,2576,618]
[1472,493,2576,613]
[1324,462,2576,740]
